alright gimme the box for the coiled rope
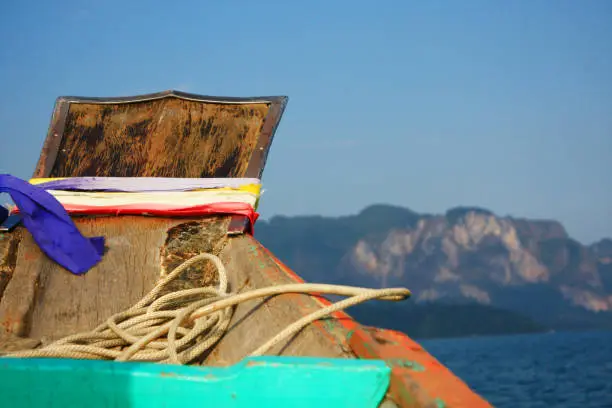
[5,252,410,364]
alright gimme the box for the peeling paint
[387,359,426,372]
[346,329,355,341]
[434,397,446,408]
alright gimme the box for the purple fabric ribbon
[0,174,105,275]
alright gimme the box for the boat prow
[0,90,490,407]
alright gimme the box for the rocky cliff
[255,205,612,331]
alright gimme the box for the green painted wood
[0,356,390,407]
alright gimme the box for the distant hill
[255,205,612,338]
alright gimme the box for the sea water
[421,331,612,408]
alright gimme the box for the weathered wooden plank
[0,231,21,301]
[0,331,40,354]
[0,219,359,363]
[209,235,356,364]
[0,229,46,336]
[49,100,267,177]
[33,92,287,179]
[0,216,229,343]
[0,356,390,408]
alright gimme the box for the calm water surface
[420,331,612,408]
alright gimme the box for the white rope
[5,252,410,364]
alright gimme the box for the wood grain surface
[49,99,270,178]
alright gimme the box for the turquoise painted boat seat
[0,356,390,407]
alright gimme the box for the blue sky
[0,0,610,243]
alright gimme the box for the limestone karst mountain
[255,205,612,336]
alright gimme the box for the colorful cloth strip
[54,202,259,233]
[43,189,259,210]
[3,175,263,276]
[30,177,261,193]
[0,174,105,275]
[42,189,260,234]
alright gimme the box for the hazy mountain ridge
[255,204,612,335]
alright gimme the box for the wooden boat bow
[0,91,490,407]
